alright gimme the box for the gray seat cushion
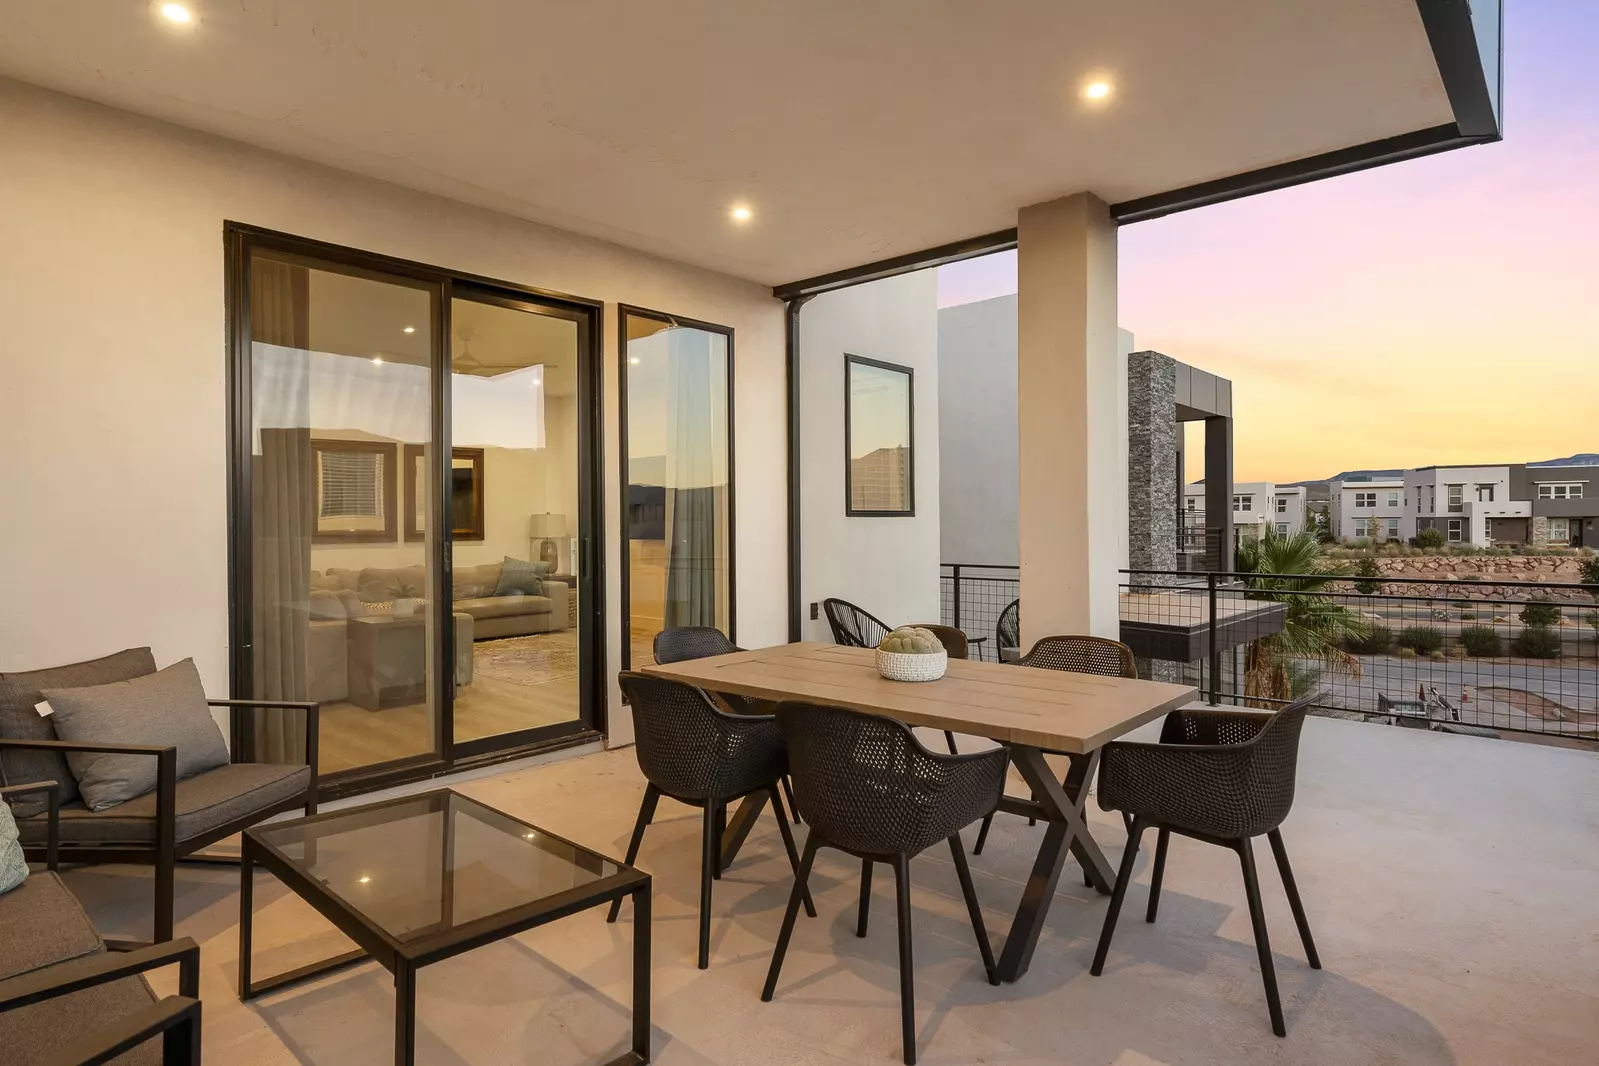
[0,648,158,817]
[0,871,158,1065]
[43,659,231,812]
[1,801,26,894]
[15,763,310,847]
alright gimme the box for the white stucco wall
[0,80,786,746]
[936,295,1018,567]
[798,273,941,642]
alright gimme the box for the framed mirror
[404,445,485,541]
[844,355,914,516]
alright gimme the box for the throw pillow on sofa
[0,800,26,895]
[495,557,548,597]
[0,647,157,816]
[42,658,231,812]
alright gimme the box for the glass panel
[846,357,913,514]
[449,297,582,744]
[258,792,619,942]
[624,313,732,667]
[247,251,437,775]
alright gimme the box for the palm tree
[1234,530,1367,706]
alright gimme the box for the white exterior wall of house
[1330,478,1406,543]
[1402,465,1517,546]
[1272,486,1307,537]
[937,295,1018,567]
[0,81,790,745]
[799,273,942,642]
[1184,481,1273,541]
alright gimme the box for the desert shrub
[1458,626,1503,656]
[1580,555,1599,588]
[1428,649,1446,661]
[1519,597,1562,626]
[1447,645,1468,660]
[1397,646,1418,660]
[1457,609,1477,620]
[1353,556,1382,595]
[1347,624,1393,654]
[1512,625,1563,658]
[1397,625,1445,654]
[1416,527,1446,548]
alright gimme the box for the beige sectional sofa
[303,562,570,706]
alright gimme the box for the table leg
[632,882,651,1062]
[395,959,416,1066]
[237,839,253,1000]
[717,790,768,870]
[996,746,1113,983]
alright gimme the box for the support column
[1203,416,1234,572]
[1017,192,1125,644]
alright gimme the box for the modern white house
[1330,477,1407,543]
[1272,485,1309,538]
[1402,464,1528,546]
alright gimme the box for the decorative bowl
[875,647,948,682]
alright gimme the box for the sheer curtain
[662,327,729,629]
[249,258,312,763]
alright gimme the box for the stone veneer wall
[1127,350,1183,682]
[1127,350,1178,577]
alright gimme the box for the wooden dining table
[642,641,1197,982]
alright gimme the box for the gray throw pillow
[0,801,25,895]
[0,647,157,816]
[494,556,548,597]
[43,659,231,812]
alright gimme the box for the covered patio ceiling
[0,2,1498,289]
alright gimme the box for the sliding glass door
[229,227,602,792]
[447,290,592,755]
[619,307,734,667]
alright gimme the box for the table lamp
[528,512,568,571]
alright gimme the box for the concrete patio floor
[60,716,1599,1065]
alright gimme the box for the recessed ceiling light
[628,356,641,365]
[730,205,753,223]
[403,326,415,334]
[160,3,192,24]
[358,876,371,884]
[371,356,384,366]
[1083,80,1112,101]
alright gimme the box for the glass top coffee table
[240,789,650,1065]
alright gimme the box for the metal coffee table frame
[239,790,651,1065]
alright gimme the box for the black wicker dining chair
[763,703,1006,1066]
[995,599,1020,660]
[608,672,815,969]
[1090,696,1322,1037]
[652,626,801,821]
[971,634,1139,855]
[822,598,891,649]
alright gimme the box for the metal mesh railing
[939,563,1019,662]
[1121,569,1599,742]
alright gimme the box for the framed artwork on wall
[310,438,397,543]
[844,354,914,517]
[404,445,486,542]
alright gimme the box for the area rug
[472,633,580,687]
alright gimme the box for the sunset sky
[939,4,1599,485]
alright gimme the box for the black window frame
[224,222,608,801]
[843,353,916,518]
[616,305,738,669]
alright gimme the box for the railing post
[951,564,962,630]
[1207,571,1221,707]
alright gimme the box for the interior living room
[279,271,587,774]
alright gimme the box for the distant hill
[1528,453,1599,467]
[1282,455,1597,487]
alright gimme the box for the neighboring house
[1272,486,1307,538]
[1509,463,1597,548]
[1330,477,1406,543]
[1184,480,1273,544]
[1403,465,1525,547]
